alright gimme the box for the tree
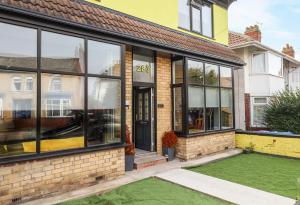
[264,89,300,134]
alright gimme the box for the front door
[134,88,151,151]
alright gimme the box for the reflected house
[0,0,244,204]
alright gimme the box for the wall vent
[11,197,22,203]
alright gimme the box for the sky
[228,0,300,60]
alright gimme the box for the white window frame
[49,75,62,92]
[25,77,33,91]
[251,52,267,74]
[252,52,283,77]
[12,77,22,91]
[251,97,268,127]
[46,98,71,118]
[267,52,283,77]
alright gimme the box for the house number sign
[136,65,151,73]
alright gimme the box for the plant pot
[125,154,134,171]
[163,147,175,161]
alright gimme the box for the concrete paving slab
[156,169,296,205]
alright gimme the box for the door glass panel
[138,93,143,120]
[144,93,149,121]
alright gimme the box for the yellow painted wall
[236,134,300,158]
[85,0,229,45]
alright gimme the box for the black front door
[134,88,151,151]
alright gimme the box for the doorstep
[134,149,167,170]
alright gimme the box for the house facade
[0,0,243,204]
[230,26,300,130]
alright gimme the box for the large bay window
[0,22,124,160]
[178,0,213,37]
[172,58,234,135]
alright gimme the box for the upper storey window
[178,0,213,38]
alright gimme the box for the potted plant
[125,125,135,171]
[162,131,178,161]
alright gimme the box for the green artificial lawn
[59,178,233,205]
[189,153,300,199]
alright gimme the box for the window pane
[178,0,190,29]
[133,48,154,83]
[188,60,204,84]
[205,64,219,86]
[88,40,121,76]
[202,4,212,37]
[41,31,85,73]
[173,60,184,84]
[221,88,233,129]
[41,74,84,152]
[88,78,121,145]
[268,53,282,76]
[252,53,266,73]
[220,66,232,87]
[173,87,182,132]
[0,70,36,158]
[188,86,204,133]
[206,87,220,130]
[192,7,201,33]
[253,105,266,127]
[0,23,37,69]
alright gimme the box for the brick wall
[176,131,235,160]
[0,148,124,205]
[125,46,133,136]
[156,52,172,154]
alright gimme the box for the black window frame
[0,19,126,164]
[172,56,235,137]
[178,0,214,39]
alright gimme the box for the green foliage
[264,89,300,134]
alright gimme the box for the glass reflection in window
[41,74,84,152]
[41,31,85,73]
[87,78,121,146]
[173,60,184,84]
[0,22,37,69]
[88,40,121,76]
[205,64,219,86]
[0,70,37,157]
[220,66,232,87]
[188,60,204,84]
[173,87,183,132]
[221,88,233,129]
[188,86,204,133]
[206,87,220,131]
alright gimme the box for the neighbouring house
[230,25,300,130]
[0,0,243,204]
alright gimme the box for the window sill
[177,129,235,138]
[0,143,126,165]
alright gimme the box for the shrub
[162,131,178,148]
[125,125,135,155]
[264,89,300,134]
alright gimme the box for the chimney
[282,44,295,58]
[244,25,261,42]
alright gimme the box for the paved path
[21,149,242,205]
[156,169,296,205]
